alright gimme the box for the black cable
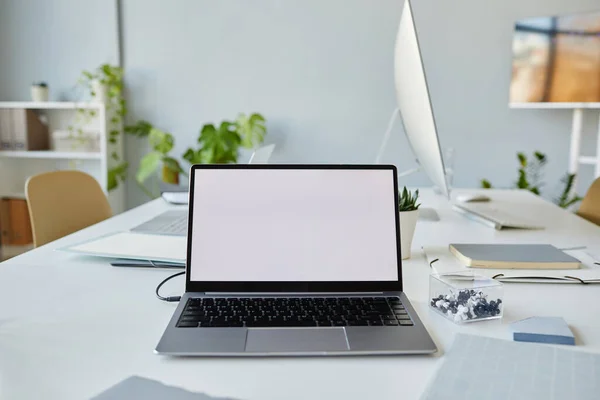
[156,271,185,302]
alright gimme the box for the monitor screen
[188,168,399,283]
[509,10,600,103]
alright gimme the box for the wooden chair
[577,177,600,226]
[25,170,112,247]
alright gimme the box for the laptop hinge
[203,292,386,295]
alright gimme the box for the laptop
[155,164,437,356]
[132,145,277,236]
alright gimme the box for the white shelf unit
[0,101,125,214]
[0,101,103,110]
[510,102,600,191]
[0,150,102,160]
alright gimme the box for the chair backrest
[25,170,112,247]
[577,177,600,226]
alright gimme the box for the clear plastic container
[429,271,504,324]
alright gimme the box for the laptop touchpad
[245,328,349,353]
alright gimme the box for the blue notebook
[511,317,575,345]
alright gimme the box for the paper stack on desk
[58,231,187,263]
[421,334,600,400]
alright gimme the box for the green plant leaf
[163,156,185,175]
[561,196,583,209]
[555,173,583,208]
[125,120,153,137]
[183,148,201,164]
[107,162,128,191]
[193,121,240,164]
[534,151,546,163]
[516,169,528,189]
[236,113,267,149]
[149,128,174,154]
[517,152,527,168]
[481,179,493,189]
[398,186,420,211]
[136,151,162,184]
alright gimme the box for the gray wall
[0,0,119,101]
[1,0,599,209]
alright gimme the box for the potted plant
[481,151,583,209]
[398,187,420,260]
[30,82,49,102]
[183,113,267,164]
[74,64,128,191]
[125,120,185,199]
[79,64,124,105]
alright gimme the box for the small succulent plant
[398,186,420,212]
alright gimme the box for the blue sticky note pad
[510,317,575,345]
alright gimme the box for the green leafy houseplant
[481,151,582,209]
[125,120,185,199]
[183,113,267,165]
[555,173,583,209]
[71,64,128,191]
[398,187,421,211]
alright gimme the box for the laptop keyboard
[176,296,413,328]
[157,216,188,235]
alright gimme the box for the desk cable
[156,271,185,302]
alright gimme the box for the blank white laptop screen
[189,168,399,282]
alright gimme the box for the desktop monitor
[377,0,449,198]
[509,10,600,103]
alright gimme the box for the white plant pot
[30,85,49,102]
[399,209,419,260]
[91,80,108,103]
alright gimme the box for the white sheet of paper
[422,334,600,400]
[59,232,186,263]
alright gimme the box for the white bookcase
[0,101,125,214]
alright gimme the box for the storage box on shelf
[0,101,124,214]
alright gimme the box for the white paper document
[422,334,600,400]
[58,231,187,263]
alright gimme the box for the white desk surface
[1,189,600,400]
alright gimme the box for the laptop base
[156,292,437,356]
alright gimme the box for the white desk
[1,189,599,399]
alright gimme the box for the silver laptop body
[156,164,437,356]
